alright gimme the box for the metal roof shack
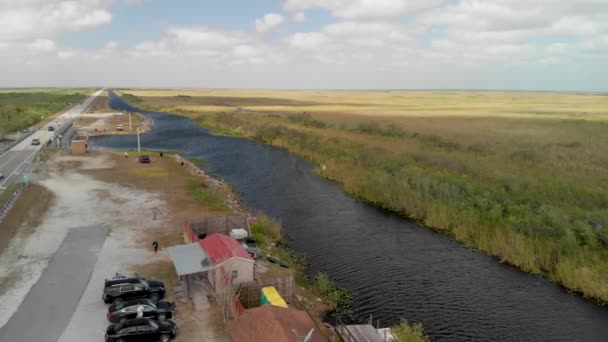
[227,305,327,342]
[184,215,249,243]
[199,233,252,266]
[167,243,214,298]
[167,243,213,276]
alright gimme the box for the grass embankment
[119,90,608,303]
[0,89,88,132]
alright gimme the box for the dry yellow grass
[117,89,608,119]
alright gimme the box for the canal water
[90,91,608,341]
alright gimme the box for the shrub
[312,273,353,316]
[390,320,429,342]
[250,214,281,248]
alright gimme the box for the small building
[184,215,250,243]
[199,233,254,292]
[227,305,327,342]
[70,139,87,154]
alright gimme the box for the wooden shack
[70,139,87,154]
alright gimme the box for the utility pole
[137,127,141,153]
[129,112,132,132]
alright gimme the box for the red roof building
[199,233,253,265]
[198,233,254,292]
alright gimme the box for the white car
[116,124,124,131]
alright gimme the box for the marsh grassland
[118,89,608,303]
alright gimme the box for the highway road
[0,89,103,193]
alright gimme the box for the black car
[107,298,174,323]
[105,317,177,342]
[103,276,165,304]
[138,155,151,163]
[48,126,55,131]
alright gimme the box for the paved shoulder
[0,225,109,342]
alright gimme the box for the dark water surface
[91,91,608,341]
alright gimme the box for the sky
[0,0,607,91]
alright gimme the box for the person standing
[152,240,159,253]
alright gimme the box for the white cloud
[0,0,607,90]
[290,32,328,49]
[284,0,439,19]
[290,21,411,50]
[104,41,119,50]
[293,12,307,23]
[255,13,284,33]
[27,39,56,52]
[0,0,112,42]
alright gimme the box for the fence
[0,183,26,223]
[239,275,296,309]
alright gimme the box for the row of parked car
[103,273,179,342]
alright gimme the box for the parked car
[48,126,55,131]
[138,155,150,164]
[116,124,124,131]
[103,276,165,304]
[105,317,177,342]
[31,139,40,145]
[107,298,174,323]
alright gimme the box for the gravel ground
[0,153,163,339]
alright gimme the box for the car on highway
[21,129,29,133]
[138,155,151,163]
[103,276,165,304]
[31,139,40,145]
[0,172,4,179]
[48,126,55,131]
[107,298,174,323]
[105,317,177,342]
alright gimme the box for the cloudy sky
[1,0,607,90]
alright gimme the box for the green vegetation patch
[311,273,354,316]
[390,320,429,342]
[250,214,282,248]
[0,90,87,132]
[185,179,230,212]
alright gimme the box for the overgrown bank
[197,112,608,303]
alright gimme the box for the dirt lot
[75,112,150,136]
[0,150,229,341]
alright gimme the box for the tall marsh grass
[122,90,608,303]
